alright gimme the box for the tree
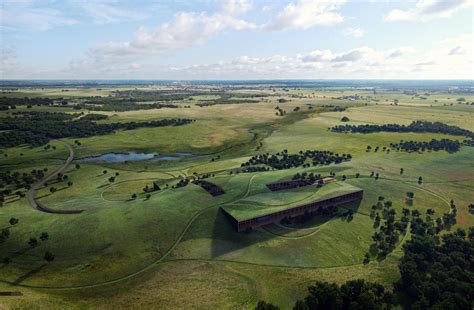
[355,173,360,178]
[418,176,423,184]
[341,116,350,122]
[9,218,19,226]
[304,281,341,309]
[49,187,57,193]
[39,232,49,241]
[400,168,404,175]
[44,251,55,263]
[103,170,107,174]
[108,177,115,183]
[255,300,279,310]
[363,252,370,264]
[292,300,309,310]
[131,193,137,199]
[67,181,73,187]
[75,163,81,169]
[1,228,10,242]
[146,194,151,200]
[28,237,38,248]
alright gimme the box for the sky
[1,0,473,80]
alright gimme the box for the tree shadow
[12,263,46,285]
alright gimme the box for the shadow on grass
[209,199,362,258]
[12,263,46,285]
[209,209,274,259]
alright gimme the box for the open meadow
[0,82,473,309]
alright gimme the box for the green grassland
[0,86,472,309]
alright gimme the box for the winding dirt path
[2,174,451,290]
[26,140,83,214]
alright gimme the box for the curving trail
[26,140,83,214]
[2,173,450,290]
[0,174,259,290]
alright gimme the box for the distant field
[0,85,472,309]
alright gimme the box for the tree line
[0,111,193,147]
[389,138,463,153]
[241,150,351,171]
[331,120,474,139]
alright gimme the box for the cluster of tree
[274,106,286,116]
[79,101,179,112]
[0,97,55,110]
[396,229,473,309]
[111,89,212,101]
[369,198,402,260]
[242,166,269,173]
[292,172,321,183]
[0,111,193,147]
[256,279,394,310]
[196,98,260,107]
[0,218,19,245]
[241,150,351,171]
[0,169,47,203]
[331,120,474,139]
[173,178,190,189]
[256,225,473,309]
[389,138,462,153]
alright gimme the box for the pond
[80,152,202,163]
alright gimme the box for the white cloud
[59,33,472,80]
[342,27,365,38]
[385,0,473,22]
[448,46,463,55]
[76,1,148,24]
[0,4,78,31]
[88,11,256,63]
[266,0,345,31]
[387,47,416,58]
[219,0,253,16]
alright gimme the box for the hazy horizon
[1,0,473,80]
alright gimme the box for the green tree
[39,232,49,241]
[255,300,279,310]
[44,251,55,263]
[28,237,38,248]
[304,281,341,310]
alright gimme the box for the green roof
[221,181,362,222]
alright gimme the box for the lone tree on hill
[9,218,19,226]
[44,251,55,263]
[341,116,350,122]
[28,237,38,248]
[39,232,49,241]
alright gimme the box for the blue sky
[1,0,473,79]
